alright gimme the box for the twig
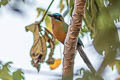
[38,0,54,24]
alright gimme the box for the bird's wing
[63,23,69,33]
[78,38,84,47]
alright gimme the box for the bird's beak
[48,14,53,17]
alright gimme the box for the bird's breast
[52,23,66,44]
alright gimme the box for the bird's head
[48,13,64,22]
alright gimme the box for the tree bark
[62,0,86,80]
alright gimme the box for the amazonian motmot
[48,13,96,73]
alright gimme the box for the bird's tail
[77,44,96,73]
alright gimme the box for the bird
[48,13,96,73]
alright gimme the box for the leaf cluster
[0,61,24,80]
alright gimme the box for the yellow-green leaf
[59,0,65,13]
[36,8,45,17]
[0,0,9,5]
[12,69,24,80]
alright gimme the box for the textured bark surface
[62,0,86,80]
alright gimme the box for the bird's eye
[56,16,60,19]
[54,16,62,21]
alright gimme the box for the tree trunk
[62,0,86,80]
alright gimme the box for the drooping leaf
[25,22,56,71]
[84,0,97,37]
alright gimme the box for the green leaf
[80,24,89,37]
[93,1,119,55]
[0,62,24,80]
[0,62,13,80]
[12,69,24,80]
[69,6,73,16]
[116,61,120,73]
[84,0,120,71]
[108,0,120,22]
[109,60,120,73]
[76,70,103,80]
[36,8,45,17]
[66,0,68,6]
[84,0,120,55]
[45,16,51,29]
[59,0,65,13]
[69,0,74,16]
[70,0,74,8]
[84,0,96,37]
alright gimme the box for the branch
[62,0,86,80]
[37,0,54,24]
